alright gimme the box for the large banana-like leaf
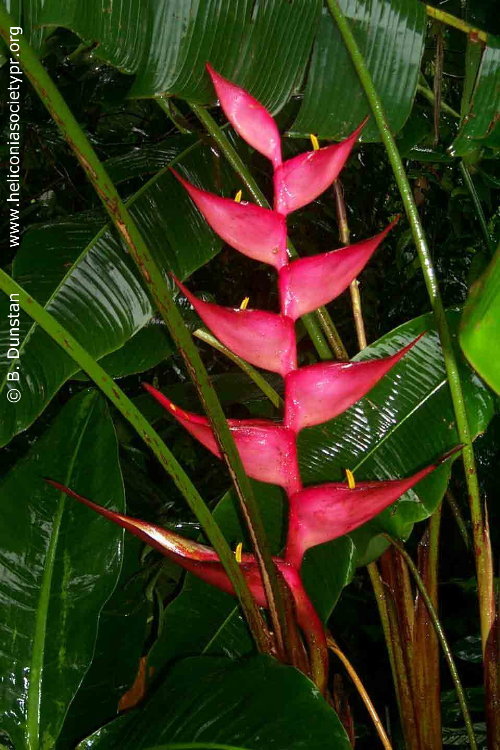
[0,392,124,750]
[35,0,322,110]
[290,0,426,141]
[78,655,350,750]
[0,144,237,447]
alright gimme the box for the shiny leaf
[291,1,426,141]
[0,144,237,447]
[451,37,500,156]
[78,655,350,750]
[36,1,322,110]
[0,392,124,749]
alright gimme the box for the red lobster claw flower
[274,121,366,215]
[285,460,452,568]
[175,279,297,376]
[172,170,288,269]
[206,64,282,168]
[143,384,301,494]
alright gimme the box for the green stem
[327,0,493,659]
[188,101,338,361]
[425,5,488,42]
[415,83,494,257]
[386,535,477,750]
[0,11,276,654]
[194,328,283,409]
[0,269,268,660]
[416,81,460,119]
[459,162,496,255]
[155,97,193,134]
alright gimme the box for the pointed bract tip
[438,445,463,464]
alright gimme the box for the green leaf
[78,655,350,750]
[0,391,124,750]
[58,536,150,747]
[0,143,237,447]
[290,0,426,141]
[71,323,174,381]
[298,310,495,540]
[451,35,500,156]
[36,0,322,110]
[460,244,500,393]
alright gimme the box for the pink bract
[206,64,282,168]
[172,169,288,269]
[278,221,397,320]
[274,121,366,215]
[284,336,423,432]
[285,463,441,568]
[175,279,297,376]
[143,384,301,493]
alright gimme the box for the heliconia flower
[285,459,449,568]
[206,64,282,168]
[143,384,301,494]
[278,220,398,320]
[284,336,423,432]
[273,121,366,215]
[171,170,288,269]
[175,279,297,376]
[43,479,326,659]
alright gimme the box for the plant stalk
[386,535,477,750]
[327,0,494,682]
[459,162,496,255]
[0,11,281,655]
[193,328,283,409]
[327,634,393,750]
[425,5,488,42]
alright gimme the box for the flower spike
[206,64,282,168]
[286,458,450,568]
[278,220,398,320]
[143,384,301,493]
[274,120,366,215]
[172,169,287,268]
[175,279,297,376]
[284,336,423,432]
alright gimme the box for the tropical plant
[0,2,498,750]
